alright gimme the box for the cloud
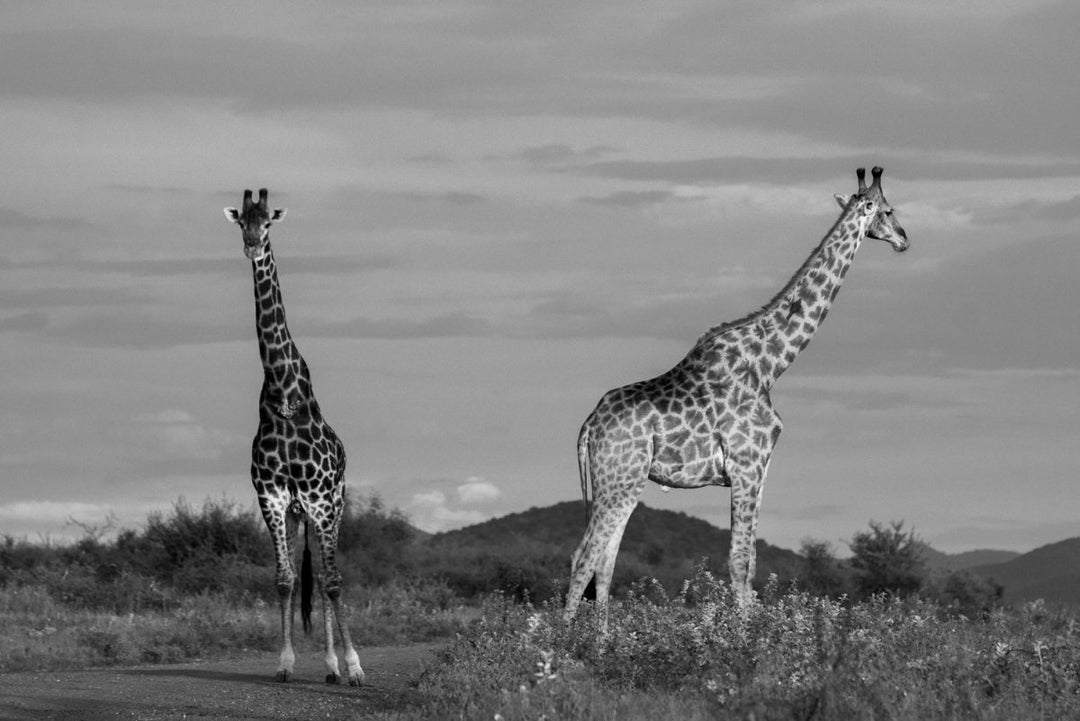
[509,144,620,167]
[401,476,504,532]
[131,409,235,460]
[574,156,1080,187]
[972,194,1080,225]
[0,206,97,232]
[5,3,1079,158]
[45,311,246,349]
[456,477,502,505]
[50,255,398,277]
[404,490,488,533]
[0,286,144,310]
[313,312,493,340]
[0,311,48,333]
[578,190,679,208]
[0,500,110,524]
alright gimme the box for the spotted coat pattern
[225,189,363,686]
[565,168,908,626]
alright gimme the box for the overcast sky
[1,1,1077,554]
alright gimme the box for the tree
[798,538,850,598]
[931,571,1003,618]
[848,520,926,598]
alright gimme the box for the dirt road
[0,642,444,720]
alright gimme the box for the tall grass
[393,569,1080,721]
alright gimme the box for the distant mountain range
[918,543,1021,573]
[968,538,1080,603]
[433,502,1080,604]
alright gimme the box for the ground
[0,642,441,720]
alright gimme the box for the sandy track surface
[0,642,444,720]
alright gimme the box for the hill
[426,500,804,600]
[972,537,1080,603]
[919,543,1020,573]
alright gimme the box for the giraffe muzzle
[244,241,268,260]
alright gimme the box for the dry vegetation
[3,496,1078,720]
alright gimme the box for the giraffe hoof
[275,670,292,683]
[348,673,363,687]
[325,673,340,685]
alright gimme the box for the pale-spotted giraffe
[565,168,908,627]
[225,189,363,685]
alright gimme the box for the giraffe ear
[834,194,851,209]
[224,207,241,222]
[271,208,286,222]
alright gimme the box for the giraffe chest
[252,409,342,484]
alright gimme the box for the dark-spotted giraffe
[565,168,908,627]
[224,189,363,686]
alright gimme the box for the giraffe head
[224,188,286,260]
[834,167,908,253]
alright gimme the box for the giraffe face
[835,167,909,253]
[864,194,908,253]
[224,188,286,260]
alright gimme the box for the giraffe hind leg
[313,515,364,686]
[564,471,645,632]
[591,501,637,635]
[317,571,341,683]
[565,529,602,621]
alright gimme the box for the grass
[5,564,1080,720]
[387,570,1080,721]
[3,498,1077,718]
[0,579,472,673]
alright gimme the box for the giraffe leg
[314,516,364,686]
[565,527,601,621]
[592,501,637,635]
[302,517,339,682]
[267,504,299,682]
[317,573,339,683]
[565,472,645,630]
[728,453,774,612]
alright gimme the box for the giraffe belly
[648,439,728,489]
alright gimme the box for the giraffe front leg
[272,510,300,682]
[727,454,773,613]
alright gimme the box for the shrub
[797,538,851,598]
[848,520,926,599]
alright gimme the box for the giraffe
[224,189,364,686]
[565,167,908,627]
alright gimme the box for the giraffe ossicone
[565,167,908,629]
[225,188,364,686]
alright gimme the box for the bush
[848,520,926,599]
[796,539,851,599]
[404,569,1080,721]
[931,570,1003,619]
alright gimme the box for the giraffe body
[565,168,908,627]
[225,189,363,686]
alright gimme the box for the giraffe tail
[300,517,313,635]
[577,423,591,525]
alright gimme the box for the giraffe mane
[692,194,862,350]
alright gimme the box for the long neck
[251,246,305,388]
[697,201,865,389]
